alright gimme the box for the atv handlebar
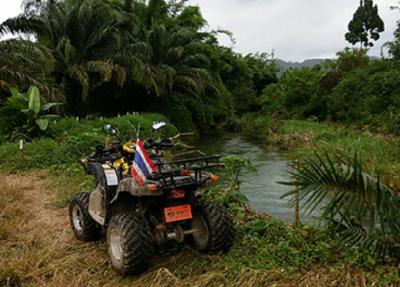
[144,138,174,150]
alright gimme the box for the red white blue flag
[131,139,157,185]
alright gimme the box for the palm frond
[0,15,43,36]
[283,151,400,260]
[0,40,54,72]
[85,60,127,87]
[67,64,89,101]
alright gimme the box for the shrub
[328,60,400,128]
[261,67,325,120]
[240,113,272,142]
[0,113,170,171]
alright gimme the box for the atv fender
[88,164,121,225]
[110,177,163,203]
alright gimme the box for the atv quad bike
[69,122,235,275]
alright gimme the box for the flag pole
[136,123,141,140]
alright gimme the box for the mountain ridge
[276,58,325,72]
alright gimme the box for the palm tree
[132,25,212,97]
[0,39,61,103]
[284,151,400,261]
[1,0,222,126]
[1,0,128,113]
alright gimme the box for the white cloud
[0,0,398,61]
[0,1,23,24]
[190,0,399,61]
[0,0,24,40]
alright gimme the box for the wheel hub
[72,205,84,232]
[109,227,123,261]
[191,213,209,246]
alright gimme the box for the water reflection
[196,134,319,223]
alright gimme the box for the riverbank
[242,116,400,191]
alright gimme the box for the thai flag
[131,139,157,185]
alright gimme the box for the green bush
[225,219,340,271]
[240,113,272,142]
[0,113,169,171]
[328,60,400,131]
[49,113,168,140]
[261,67,325,119]
[258,50,400,136]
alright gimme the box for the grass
[265,119,400,191]
[1,172,399,286]
[0,113,170,172]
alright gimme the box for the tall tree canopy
[0,0,278,131]
[345,0,384,48]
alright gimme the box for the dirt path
[0,172,113,287]
[0,172,200,287]
[10,172,70,245]
[0,172,222,287]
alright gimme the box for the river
[196,134,318,223]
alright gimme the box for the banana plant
[0,85,62,139]
[16,86,62,131]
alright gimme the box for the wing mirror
[152,121,166,131]
[103,125,119,136]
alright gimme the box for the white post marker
[137,123,141,139]
[76,116,79,122]
[19,140,24,159]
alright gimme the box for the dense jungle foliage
[1,0,400,138]
[0,0,278,133]
[258,48,400,135]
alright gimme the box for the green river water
[196,134,318,223]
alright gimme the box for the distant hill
[276,59,325,75]
[276,56,380,75]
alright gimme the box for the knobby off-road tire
[69,192,102,242]
[107,212,154,275]
[189,201,235,254]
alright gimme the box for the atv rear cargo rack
[150,155,224,188]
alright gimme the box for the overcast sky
[0,0,398,61]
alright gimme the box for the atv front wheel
[107,213,154,275]
[69,192,102,242]
[188,202,235,253]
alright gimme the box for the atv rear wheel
[107,212,154,275]
[69,192,102,242]
[188,202,235,253]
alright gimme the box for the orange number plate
[164,204,192,223]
